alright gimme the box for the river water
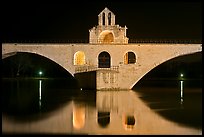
[2,78,202,135]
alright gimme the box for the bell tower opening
[108,12,111,25]
[102,12,105,25]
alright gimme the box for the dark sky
[2,0,202,43]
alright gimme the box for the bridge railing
[75,65,119,73]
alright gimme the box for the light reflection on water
[2,79,202,135]
[39,80,42,110]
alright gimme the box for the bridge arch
[124,51,137,64]
[74,51,86,65]
[98,30,114,44]
[2,51,74,77]
[130,51,202,89]
[98,51,111,68]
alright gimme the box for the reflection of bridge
[71,90,201,134]
[2,90,201,134]
[2,7,202,90]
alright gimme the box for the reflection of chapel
[89,7,129,44]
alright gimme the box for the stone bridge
[2,43,202,90]
[2,7,202,90]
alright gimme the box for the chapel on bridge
[89,7,129,44]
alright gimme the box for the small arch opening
[99,31,114,44]
[104,33,114,44]
[98,51,111,68]
[102,12,105,25]
[74,51,85,65]
[124,52,136,64]
[108,12,111,25]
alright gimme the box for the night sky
[2,0,202,43]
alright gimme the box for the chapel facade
[89,7,129,44]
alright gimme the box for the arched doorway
[98,51,111,68]
[124,52,136,64]
[74,51,85,65]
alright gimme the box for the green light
[180,73,184,77]
[39,71,43,76]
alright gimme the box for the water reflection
[39,80,42,110]
[73,102,85,130]
[180,80,184,107]
[2,79,79,119]
[123,115,136,130]
[2,79,202,135]
[134,80,202,130]
[98,112,110,128]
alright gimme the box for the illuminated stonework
[3,43,201,90]
[89,7,129,44]
[74,51,85,65]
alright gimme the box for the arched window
[98,112,110,128]
[124,52,136,64]
[74,51,85,65]
[108,12,111,25]
[102,12,105,25]
[98,51,111,68]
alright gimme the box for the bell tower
[89,7,129,44]
[98,7,115,26]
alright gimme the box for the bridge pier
[74,70,121,91]
[74,66,126,90]
[74,71,96,90]
[96,70,120,90]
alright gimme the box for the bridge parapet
[75,65,119,74]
